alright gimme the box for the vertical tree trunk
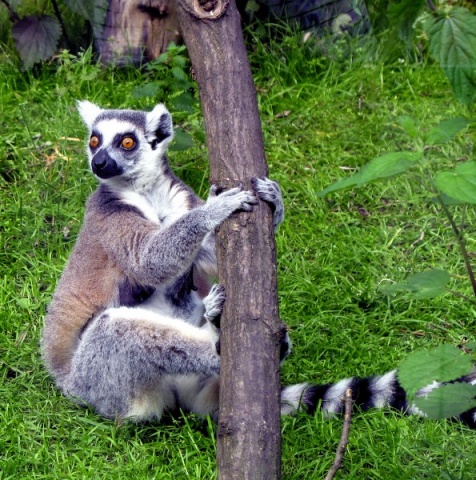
[176,1,285,479]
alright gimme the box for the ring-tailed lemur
[42,102,476,429]
[42,101,287,421]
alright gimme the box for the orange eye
[89,135,100,148]
[121,137,135,150]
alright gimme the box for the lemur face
[77,101,173,184]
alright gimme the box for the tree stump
[98,0,180,64]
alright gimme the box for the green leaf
[398,115,420,139]
[65,0,95,20]
[170,92,195,113]
[388,0,426,46]
[380,269,451,299]
[65,0,108,37]
[425,7,476,105]
[414,383,476,419]
[398,344,474,397]
[12,15,61,69]
[171,66,187,82]
[431,193,467,206]
[132,83,160,99]
[318,151,423,197]
[435,161,476,204]
[170,128,193,152]
[245,0,260,14]
[425,117,470,145]
[16,298,31,308]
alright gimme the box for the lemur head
[77,101,174,186]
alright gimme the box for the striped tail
[281,369,476,428]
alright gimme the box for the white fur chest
[119,180,191,226]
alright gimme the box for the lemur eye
[89,135,100,148]
[121,137,135,150]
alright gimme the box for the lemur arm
[99,186,257,287]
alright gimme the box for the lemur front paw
[251,177,284,230]
[205,185,257,229]
[203,283,226,329]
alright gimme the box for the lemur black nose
[92,157,106,170]
[91,150,108,172]
[91,150,123,179]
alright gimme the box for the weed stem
[324,388,353,480]
[438,194,476,298]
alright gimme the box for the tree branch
[175,1,284,478]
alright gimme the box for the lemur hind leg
[64,306,220,421]
[203,283,226,328]
[203,282,291,362]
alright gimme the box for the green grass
[1,30,476,479]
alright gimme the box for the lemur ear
[145,104,174,149]
[77,100,103,130]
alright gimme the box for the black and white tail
[281,369,476,428]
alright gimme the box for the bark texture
[176,1,285,478]
[99,0,180,65]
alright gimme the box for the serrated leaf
[65,0,94,19]
[414,383,476,419]
[388,0,426,45]
[435,161,476,204]
[379,269,451,299]
[425,117,470,145]
[425,7,476,105]
[171,66,187,81]
[398,344,474,397]
[398,115,420,139]
[65,0,108,37]
[318,151,423,197]
[170,128,193,152]
[132,83,160,99]
[172,55,188,69]
[12,15,61,69]
[170,92,195,113]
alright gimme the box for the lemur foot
[251,177,284,230]
[203,283,226,329]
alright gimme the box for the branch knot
[180,0,229,19]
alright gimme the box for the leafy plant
[319,113,476,421]
[397,344,476,420]
[319,115,475,302]
[132,43,199,152]
[1,0,107,69]
[318,3,476,423]
[425,6,476,105]
[365,1,476,105]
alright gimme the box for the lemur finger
[217,186,243,198]
[251,176,284,229]
[252,176,280,202]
